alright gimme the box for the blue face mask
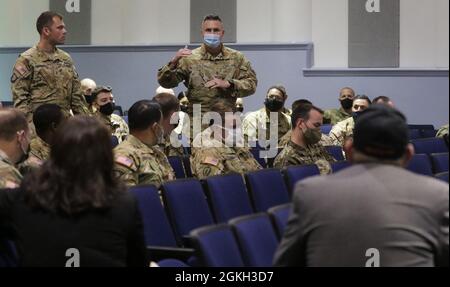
[204,34,221,48]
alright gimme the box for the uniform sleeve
[70,66,91,115]
[11,57,33,121]
[329,123,346,147]
[323,110,332,125]
[242,112,259,142]
[157,62,189,89]
[230,56,257,98]
[114,152,139,186]
[190,149,224,180]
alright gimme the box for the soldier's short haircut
[203,14,222,23]
[266,85,288,99]
[373,96,391,104]
[292,99,312,111]
[353,95,372,105]
[36,11,63,35]
[128,100,162,132]
[0,108,28,141]
[152,93,180,119]
[291,104,324,128]
[33,104,64,138]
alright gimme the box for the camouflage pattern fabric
[323,108,352,125]
[329,117,355,147]
[0,149,22,189]
[242,107,291,145]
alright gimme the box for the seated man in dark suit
[274,105,449,267]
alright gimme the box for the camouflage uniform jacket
[0,149,22,189]
[11,45,90,122]
[157,134,185,158]
[19,136,50,174]
[157,44,257,116]
[279,130,334,148]
[242,107,291,144]
[323,108,352,125]
[191,127,262,179]
[95,112,129,143]
[329,117,355,147]
[273,140,336,175]
[113,135,175,187]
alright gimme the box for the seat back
[250,147,268,168]
[162,179,215,244]
[406,154,433,176]
[411,138,448,155]
[190,224,245,267]
[320,124,333,134]
[229,214,279,267]
[435,172,449,183]
[325,145,345,161]
[204,174,254,223]
[267,203,292,239]
[168,156,187,179]
[182,156,193,177]
[129,185,178,247]
[284,164,320,194]
[331,161,351,173]
[421,129,438,138]
[430,153,449,173]
[408,129,422,140]
[245,169,290,212]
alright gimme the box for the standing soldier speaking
[11,11,90,123]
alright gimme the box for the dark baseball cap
[91,86,112,98]
[353,104,409,160]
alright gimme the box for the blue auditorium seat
[406,154,433,176]
[229,214,279,267]
[430,153,449,173]
[245,169,290,212]
[284,164,320,195]
[267,203,292,240]
[204,173,254,223]
[190,224,245,267]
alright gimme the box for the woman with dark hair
[1,116,147,267]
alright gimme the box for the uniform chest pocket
[55,61,74,86]
[34,64,54,89]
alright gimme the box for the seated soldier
[329,95,371,147]
[279,99,333,148]
[80,78,97,109]
[113,100,175,187]
[20,104,63,174]
[0,109,31,188]
[373,95,395,108]
[152,92,186,157]
[274,104,336,175]
[191,98,262,179]
[323,87,355,125]
[91,86,129,143]
[243,85,291,146]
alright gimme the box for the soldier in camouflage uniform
[436,124,449,139]
[19,104,63,174]
[243,85,291,146]
[114,100,175,187]
[0,109,30,188]
[157,14,257,139]
[11,11,90,124]
[274,105,336,175]
[191,98,262,179]
[323,87,355,125]
[329,95,371,147]
[91,86,129,143]
[152,92,186,157]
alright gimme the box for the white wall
[312,0,348,67]
[0,0,448,68]
[400,0,449,67]
[0,0,48,46]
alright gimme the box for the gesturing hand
[170,45,192,66]
[205,77,231,89]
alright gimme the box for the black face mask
[265,98,284,112]
[180,105,189,113]
[84,95,93,105]
[99,102,115,116]
[352,111,363,121]
[340,98,353,110]
[236,107,244,113]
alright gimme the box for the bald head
[81,78,97,95]
[156,86,175,96]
